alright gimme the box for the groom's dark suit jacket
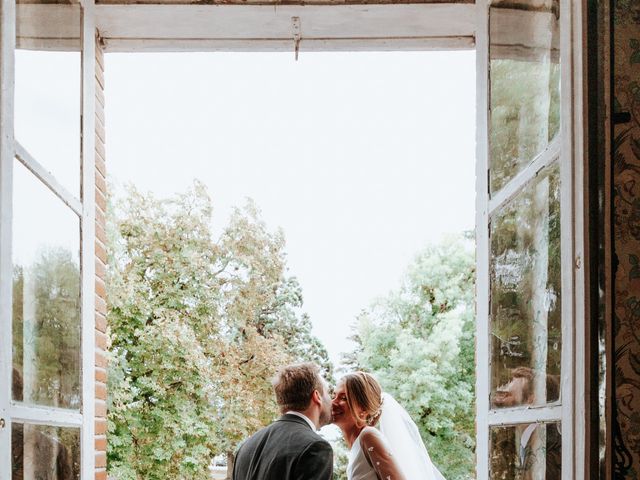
[232,413,333,480]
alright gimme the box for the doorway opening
[1,1,586,479]
[104,50,476,479]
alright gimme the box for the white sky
[102,51,476,367]
[13,51,82,268]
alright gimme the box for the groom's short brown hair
[273,362,325,413]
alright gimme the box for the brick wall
[94,33,108,480]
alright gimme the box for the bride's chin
[331,414,347,426]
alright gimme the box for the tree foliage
[12,248,81,409]
[344,234,476,480]
[107,183,331,480]
[11,248,82,477]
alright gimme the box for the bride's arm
[360,427,407,480]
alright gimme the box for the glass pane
[490,163,561,408]
[12,161,81,409]
[490,422,561,479]
[489,1,561,194]
[12,423,80,480]
[15,0,82,197]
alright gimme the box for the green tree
[330,437,349,480]
[107,183,331,480]
[12,248,81,410]
[12,248,82,477]
[345,234,475,480]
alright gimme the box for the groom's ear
[311,389,322,406]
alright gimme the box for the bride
[331,371,446,480]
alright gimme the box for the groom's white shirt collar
[285,411,317,431]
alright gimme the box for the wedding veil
[378,393,446,480]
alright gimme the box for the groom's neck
[291,407,320,430]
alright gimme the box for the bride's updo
[342,371,383,427]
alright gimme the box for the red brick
[95,451,107,468]
[95,257,106,281]
[95,104,105,127]
[95,241,107,264]
[95,350,108,369]
[95,469,107,480]
[95,330,108,351]
[95,295,107,316]
[95,169,106,196]
[95,62,105,91]
[95,435,107,452]
[95,278,106,301]
[95,367,107,384]
[95,207,106,232]
[95,419,107,435]
[96,312,107,333]
[96,221,107,245]
[96,187,107,213]
[96,85,105,108]
[95,400,107,418]
[95,113,106,143]
[95,148,106,178]
[95,40,104,70]
[95,137,106,164]
[95,382,107,401]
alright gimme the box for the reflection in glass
[490,163,561,408]
[15,0,81,196]
[12,161,81,409]
[12,423,80,480]
[489,0,560,194]
[490,422,561,480]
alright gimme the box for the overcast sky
[102,51,476,367]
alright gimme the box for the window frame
[0,0,587,478]
[15,142,83,215]
[475,0,585,478]
[0,0,96,476]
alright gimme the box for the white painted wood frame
[80,0,97,477]
[14,142,83,216]
[487,138,561,217]
[474,0,490,479]
[487,404,563,426]
[558,0,577,477]
[475,0,585,478]
[0,0,16,473]
[10,405,83,428]
[17,3,477,52]
[568,0,587,476]
[2,0,588,479]
[0,0,96,477]
[96,3,476,52]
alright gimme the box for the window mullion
[487,404,563,426]
[15,141,82,216]
[9,404,82,428]
[488,136,561,217]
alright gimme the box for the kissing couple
[232,362,445,480]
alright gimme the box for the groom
[232,362,334,480]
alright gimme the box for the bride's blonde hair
[342,371,383,427]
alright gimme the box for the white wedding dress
[347,393,446,480]
[347,432,378,480]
